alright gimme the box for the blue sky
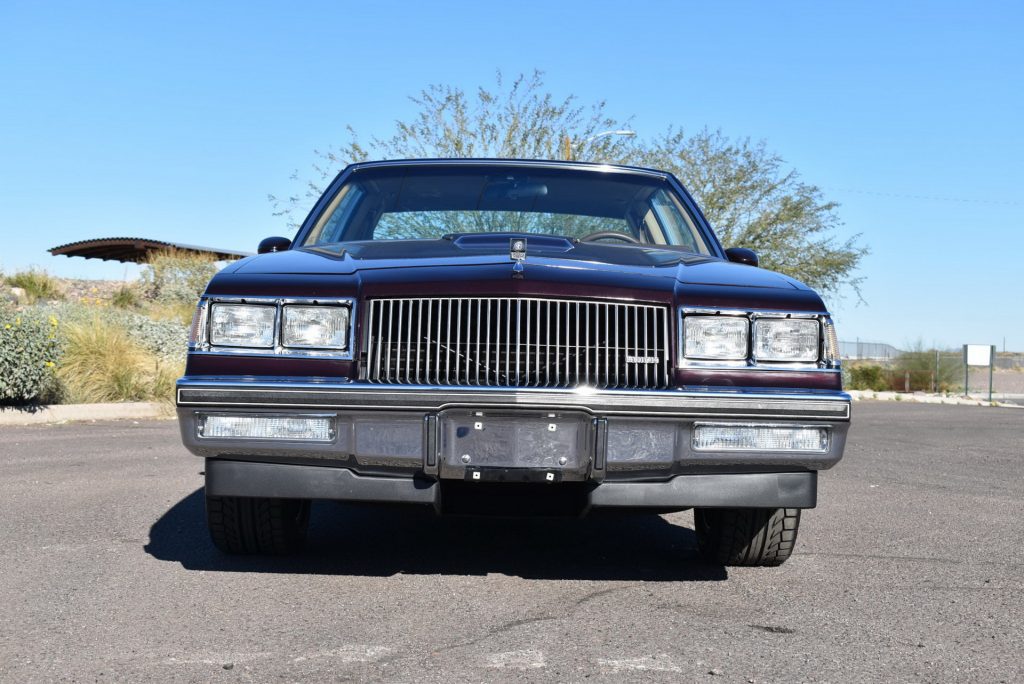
[1,1,1021,350]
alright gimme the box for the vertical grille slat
[598,301,606,387]
[504,299,511,384]
[623,304,631,387]
[364,297,669,390]
[638,305,647,389]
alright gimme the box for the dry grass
[5,269,64,303]
[56,317,182,403]
[143,300,196,325]
[111,284,141,309]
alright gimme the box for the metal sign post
[963,344,996,402]
[990,347,995,402]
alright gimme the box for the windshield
[300,165,713,254]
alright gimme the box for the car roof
[346,158,672,180]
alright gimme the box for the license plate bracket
[437,409,593,481]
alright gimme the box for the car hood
[226,238,808,291]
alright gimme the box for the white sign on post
[965,344,992,367]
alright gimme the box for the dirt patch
[57,278,131,304]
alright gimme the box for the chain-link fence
[994,353,1024,370]
[841,346,1024,403]
[838,340,901,361]
[846,351,964,393]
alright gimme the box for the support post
[989,345,995,403]
[963,345,969,397]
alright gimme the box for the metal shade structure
[49,237,252,263]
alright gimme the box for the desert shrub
[112,310,189,361]
[848,364,889,391]
[5,269,64,303]
[56,317,182,403]
[111,284,140,309]
[0,305,62,404]
[141,249,219,305]
[36,302,188,362]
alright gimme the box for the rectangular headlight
[209,304,276,348]
[753,318,820,362]
[282,305,350,349]
[693,423,829,453]
[198,414,335,442]
[683,316,748,360]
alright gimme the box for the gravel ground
[0,402,1021,682]
[973,369,1024,394]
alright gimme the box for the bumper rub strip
[176,383,850,420]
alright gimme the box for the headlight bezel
[190,295,356,359]
[679,307,839,370]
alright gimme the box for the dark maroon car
[176,159,850,566]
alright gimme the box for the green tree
[272,71,867,298]
[637,129,866,296]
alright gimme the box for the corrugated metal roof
[49,237,252,263]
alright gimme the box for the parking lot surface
[1,402,1022,682]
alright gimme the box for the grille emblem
[626,355,660,364]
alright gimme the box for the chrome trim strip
[682,307,828,317]
[349,158,671,179]
[176,380,851,420]
[677,366,843,374]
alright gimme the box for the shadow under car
[145,488,728,582]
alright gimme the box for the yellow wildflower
[49,316,58,326]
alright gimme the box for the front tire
[205,494,310,555]
[694,507,800,566]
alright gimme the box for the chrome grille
[362,297,670,389]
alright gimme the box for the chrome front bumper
[177,379,850,483]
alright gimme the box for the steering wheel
[578,230,642,244]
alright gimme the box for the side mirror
[725,247,759,267]
[258,236,291,254]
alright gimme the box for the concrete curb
[0,402,173,426]
[847,390,1022,408]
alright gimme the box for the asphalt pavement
[0,402,1022,682]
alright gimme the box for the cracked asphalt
[0,402,1022,682]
